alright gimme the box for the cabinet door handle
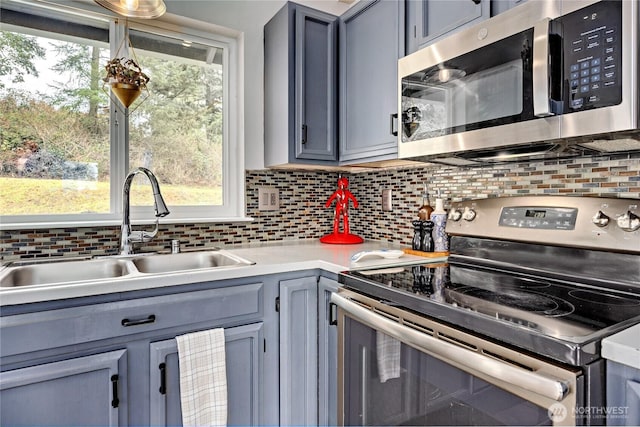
[121,314,156,327]
[301,124,308,145]
[390,113,398,136]
[111,374,120,408]
[159,363,167,395]
[471,0,481,4]
[329,302,338,326]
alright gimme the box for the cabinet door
[0,350,127,426]
[149,323,264,426]
[490,0,527,17]
[295,8,338,161]
[279,275,318,425]
[318,277,339,426]
[339,0,404,163]
[406,0,490,54]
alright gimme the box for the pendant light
[94,0,166,19]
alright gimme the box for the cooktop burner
[340,261,640,365]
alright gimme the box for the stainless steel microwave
[398,0,639,163]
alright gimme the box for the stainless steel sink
[0,258,135,288]
[130,250,254,274]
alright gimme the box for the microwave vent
[577,138,640,153]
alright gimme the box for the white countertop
[0,240,444,306]
[602,323,640,369]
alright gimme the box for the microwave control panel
[559,0,622,111]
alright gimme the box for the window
[0,1,244,228]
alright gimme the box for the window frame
[0,1,246,230]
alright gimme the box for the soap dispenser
[430,191,448,252]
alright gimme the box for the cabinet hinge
[275,296,280,312]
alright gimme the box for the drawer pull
[121,314,156,327]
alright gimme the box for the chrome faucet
[120,167,170,255]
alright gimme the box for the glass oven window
[400,29,535,142]
[344,317,552,426]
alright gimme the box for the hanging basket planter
[103,56,150,111]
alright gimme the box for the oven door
[332,290,583,426]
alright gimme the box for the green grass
[0,177,222,215]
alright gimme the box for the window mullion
[109,19,130,216]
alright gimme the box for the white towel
[376,331,401,383]
[176,328,228,427]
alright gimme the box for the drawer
[1,282,263,358]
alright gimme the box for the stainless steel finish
[398,0,561,160]
[617,210,640,232]
[120,167,170,255]
[130,250,254,274]
[398,0,639,162]
[0,250,255,288]
[461,206,476,221]
[446,196,640,253]
[448,208,462,222]
[533,18,553,117]
[333,290,580,425]
[0,258,135,287]
[171,239,181,254]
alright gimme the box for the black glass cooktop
[339,261,640,365]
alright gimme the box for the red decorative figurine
[320,176,363,244]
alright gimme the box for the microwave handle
[331,292,569,402]
[533,18,554,117]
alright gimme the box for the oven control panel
[499,207,578,230]
[446,196,640,253]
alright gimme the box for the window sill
[0,217,255,231]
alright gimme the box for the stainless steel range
[333,196,640,426]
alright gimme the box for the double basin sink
[0,250,255,288]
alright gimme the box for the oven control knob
[448,208,462,222]
[462,207,476,222]
[592,210,610,227]
[617,211,640,232]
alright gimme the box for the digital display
[526,209,546,218]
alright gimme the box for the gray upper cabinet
[265,3,338,167]
[338,0,404,163]
[405,0,490,54]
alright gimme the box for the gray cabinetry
[318,276,339,426]
[490,0,527,16]
[264,3,338,167]
[0,279,275,426]
[278,275,319,425]
[338,0,404,163]
[149,323,264,426]
[0,350,127,426]
[606,361,640,426]
[405,0,490,54]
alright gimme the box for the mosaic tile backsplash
[2,152,639,262]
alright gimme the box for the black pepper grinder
[412,220,423,251]
[421,220,435,252]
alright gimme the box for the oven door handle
[331,293,569,402]
[533,17,553,117]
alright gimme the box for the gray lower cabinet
[279,275,319,425]
[0,349,127,426]
[405,0,490,54]
[606,361,640,426]
[338,0,404,164]
[318,276,339,426]
[0,279,276,426]
[264,2,338,167]
[149,322,264,426]
[278,274,340,426]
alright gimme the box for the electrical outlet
[258,187,279,210]
[382,189,392,211]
